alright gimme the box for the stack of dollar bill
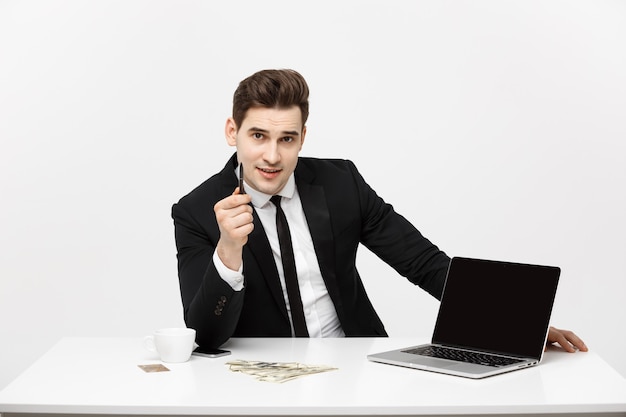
[226,360,338,383]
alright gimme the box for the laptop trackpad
[411,357,461,369]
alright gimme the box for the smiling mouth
[258,167,282,174]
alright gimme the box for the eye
[281,136,294,143]
[253,132,264,140]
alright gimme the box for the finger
[230,211,254,231]
[547,327,573,352]
[223,222,254,241]
[549,327,588,353]
[215,193,252,211]
[217,202,252,218]
[556,333,576,353]
[554,327,576,352]
[217,209,254,239]
[561,330,588,352]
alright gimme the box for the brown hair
[232,69,309,129]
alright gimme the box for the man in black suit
[172,69,587,352]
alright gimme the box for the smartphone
[192,346,231,358]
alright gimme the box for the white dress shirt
[213,171,345,337]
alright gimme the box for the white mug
[143,327,196,363]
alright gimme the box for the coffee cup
[143,327,196,363]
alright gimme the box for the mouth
[257,167,282,179]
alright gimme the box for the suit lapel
[296,167,345,318]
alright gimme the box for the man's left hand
[546,326,588,352]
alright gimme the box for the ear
[225,117,238,146]
[299,126,307,151]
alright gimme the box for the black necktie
[270,195,309,337]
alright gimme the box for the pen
[238,163,245,194]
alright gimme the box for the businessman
[172,69,587,352]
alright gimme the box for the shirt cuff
[213,251,245,291]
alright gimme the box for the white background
[1,0,624,389]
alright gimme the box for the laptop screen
[432,257,560,359]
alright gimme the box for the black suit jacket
[172,153,450,348]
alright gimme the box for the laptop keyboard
[403,345,523,367]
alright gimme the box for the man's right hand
[214,187,254,271]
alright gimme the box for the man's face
[225,106,306,196]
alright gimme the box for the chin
[260,184,285,196]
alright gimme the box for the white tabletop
[0,337,625,416]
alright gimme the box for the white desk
[0,337,625,416]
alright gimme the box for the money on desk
[226,360,337,383]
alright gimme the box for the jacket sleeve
[171,200,245,348]
[348,160,450,300]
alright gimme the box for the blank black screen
[432,257,560,359]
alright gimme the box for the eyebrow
[248,127,300,137]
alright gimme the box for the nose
[263,141,280,165]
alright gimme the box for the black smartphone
[192,346,231,358]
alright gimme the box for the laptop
[367,257,560,379]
